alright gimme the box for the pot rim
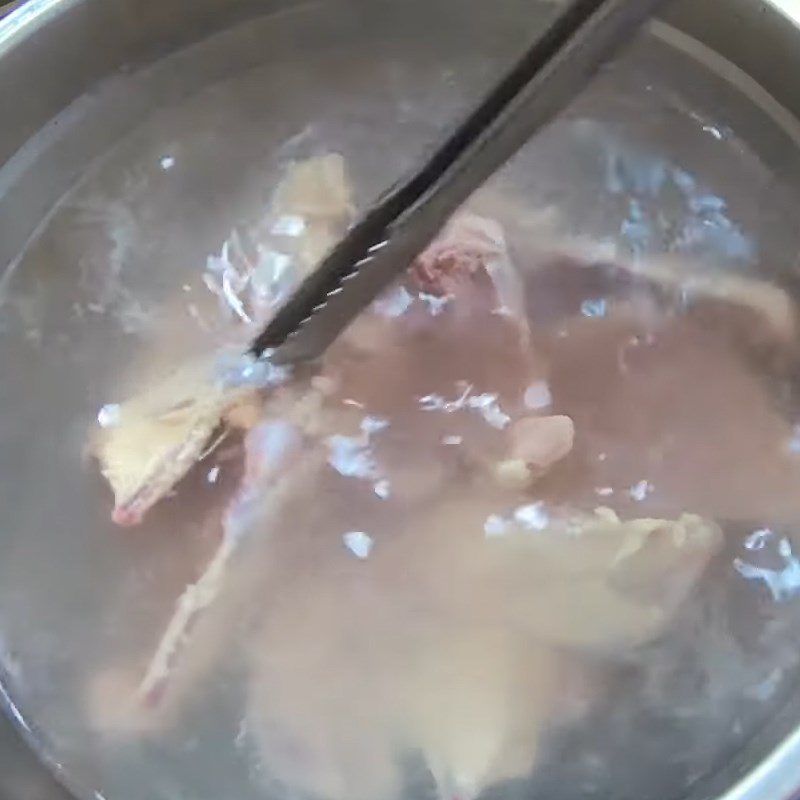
[1,2,800,800]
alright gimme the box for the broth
[1,4,800,800]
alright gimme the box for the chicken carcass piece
[268,152,355,274]
[126,203,573,696]
[97,210,579,738]
[412,212,527,322]
[242,498,716,800]
[400,629,579,800]
[612,254,798,359]
[90,154,355,526]
[471,184,798,361]
[487,507,722,650]
[248,576,578,800]
[246,564,410,800]
[377,485,721,652]
[130,382,347,712]
[228,237,729,800]
[90,352,265,526]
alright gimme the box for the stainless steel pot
[1,1,799,799]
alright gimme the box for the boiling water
[1,3,800,800]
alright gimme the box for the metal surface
[0,1,799,799]
[0,1,22,18]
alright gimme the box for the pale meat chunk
[246,554,583,800]
[401,630,578,800]
[411,212,527,323]
[618,255,798,352]
[268,152,356,275]
[470,186,798,357]
[494,415,575,490]
[273,152,354,221]
[90,353,258,526]
[240,492,715,800]
[380,492,721,652]
[493,508,722,650]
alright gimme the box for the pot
[0,1,799,799]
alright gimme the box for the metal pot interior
[1,1,800,799]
